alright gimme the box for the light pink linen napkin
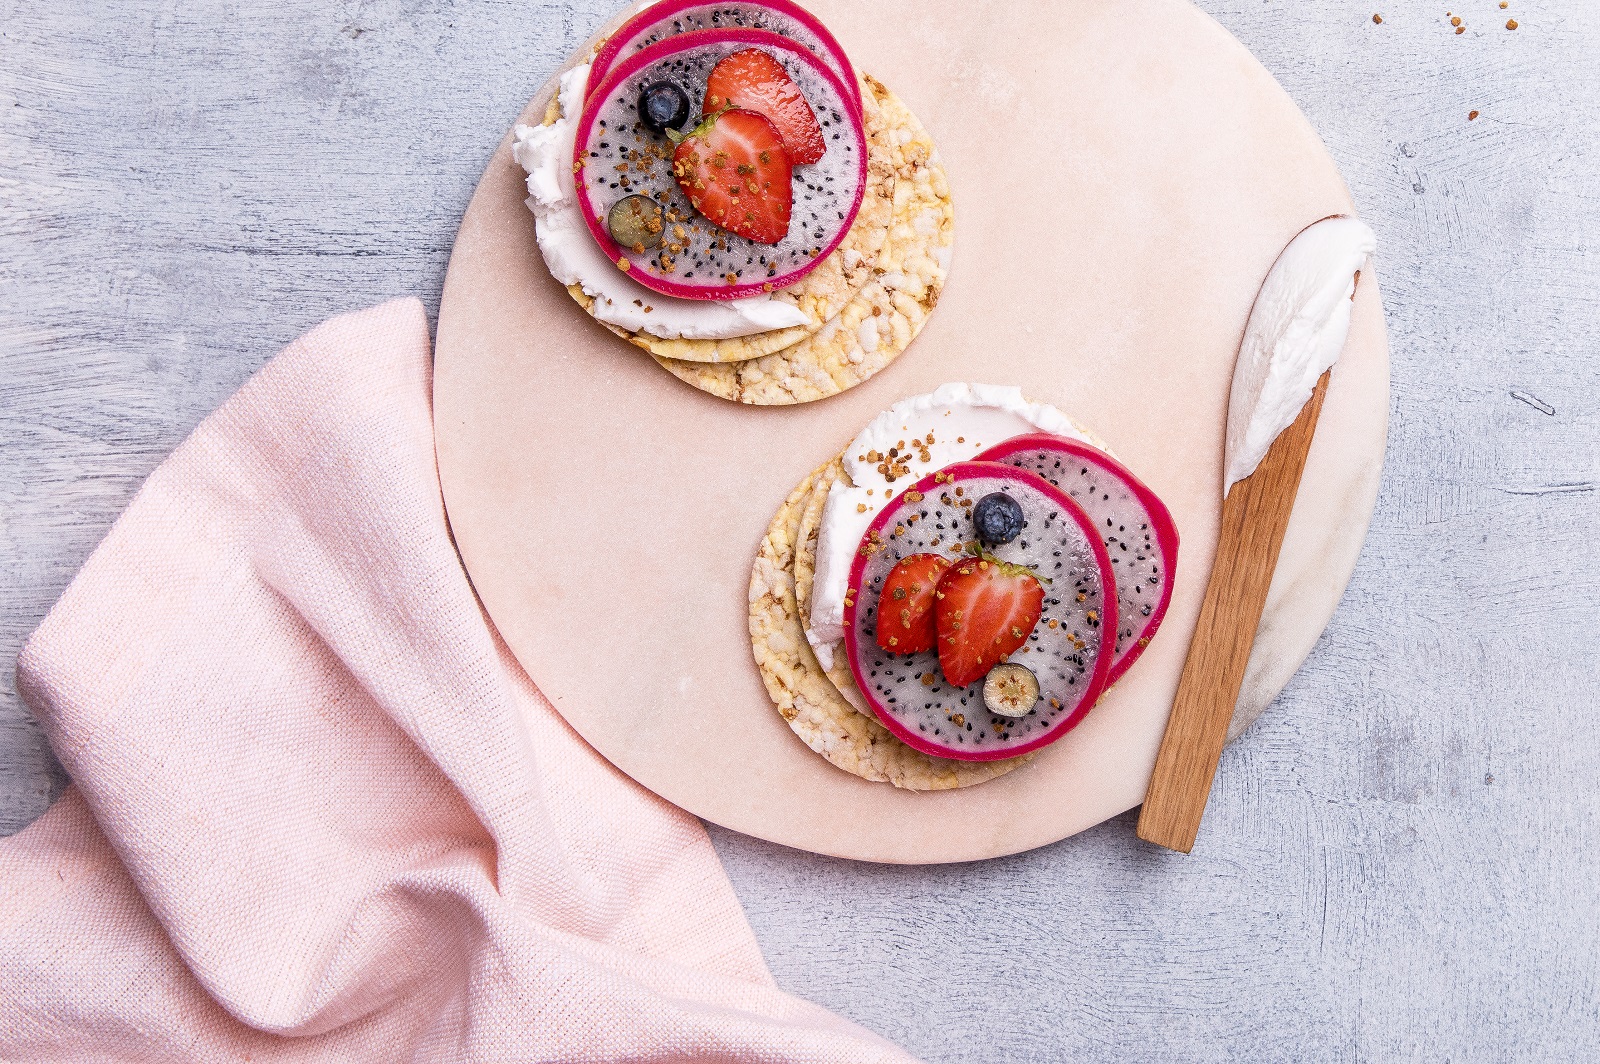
[0,299,918,1062]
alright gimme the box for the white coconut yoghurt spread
[511,63,811,341]
[1223,216,1377,495]
[806,383,1090,669]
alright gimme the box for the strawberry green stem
[665,105,733,145]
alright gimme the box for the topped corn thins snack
[752,384,1181,784]
[511,0,950,400]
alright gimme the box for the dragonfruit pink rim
[585,0,863,115]
[842,461,1120,762]
[975,434,1181,686]
[573,27,869,302]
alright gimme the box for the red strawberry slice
[934,556,1045,688]
[671,108,793,245]
[874,553,952,655]
[704,48,826,166]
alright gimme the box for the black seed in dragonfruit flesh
[586,0,862,116]
[843,462,1118,762]
[574,28,867,302]
[976,434,1179,685]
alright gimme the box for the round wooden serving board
[434,0,1389,863]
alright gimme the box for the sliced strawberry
[934,556,1045,689]
[875,553,952,655]
[670,108,793,245]
[704,48,825,166]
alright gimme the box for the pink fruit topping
[975,435,1179,685]
[587,0,862,117]
[844,462,1117,762]
[574,28,867,300]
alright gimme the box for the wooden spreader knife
[1138,217,1374,854]
[1136,370,1329,853]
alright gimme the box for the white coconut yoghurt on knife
[805,384,1094,668]
[1223,216,1377,494]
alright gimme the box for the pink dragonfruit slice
[574,28,867,301]
[843,462,1118,762]
[587,0,862,116]
[976,434,1179,685]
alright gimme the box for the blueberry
[973,492,1025,546]
[639,81,690,133]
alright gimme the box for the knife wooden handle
[1136,370,1332,853]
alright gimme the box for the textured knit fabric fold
[0,298,917,1063]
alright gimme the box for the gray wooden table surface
[4,1,1597,1059]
